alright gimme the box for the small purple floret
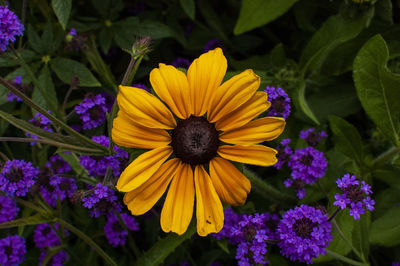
[264,86,291,119]
[74,94,108,130]
[0,196,19,223]
[0,235,26,266]
[299,128,327,147]
[0,159,39,196]
[0,6,24,52]
[104,212,139,247]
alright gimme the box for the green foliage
[51,0,72,30]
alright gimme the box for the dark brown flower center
[171,116,219,165]
[293,217,316,239]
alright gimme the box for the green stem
[15,198,48,215]
[244,167,296,203]
[326,250,369,266]
[0,77,109,154]
[331,219,366,262]
[371,146,400,167]
[57,218,118,266]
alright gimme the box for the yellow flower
[112,48,285,236]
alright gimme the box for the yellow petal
[150,64,191,119]
[220,117,286,145]
[117,85,176,129]
[124,159,181,215]
[208,69,260,123]
[161,163,195,235]
[187,48,227,116]
[209,157,251,206]
[194,165,224,236]
[218,145,277,166]
[112,111,171,149]
[216,91,270,132]
[116,146,172,192]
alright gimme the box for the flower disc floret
[0,159,39,196]
[277,205,333,264]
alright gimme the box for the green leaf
[329,115,363,165]
[353,34,400,146]
[136,221,196,266]
[27,25,44,54]
[51,0,72,30]
[32,66,58,111]
[98,28,114,53]
[353,213,370,261]
[292,81,319,125]
[179,0,195,20]
[50,57,101,87]
[58,151,90,178]
[300,11,372,76]
[370,205,400,247]
[0,214,56,229]
[234,0,298,35]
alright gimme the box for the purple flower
[26,111,53,145]
[39,250,68,266]
[204,39,223,52]
[264,86,291,119]
[212,208,241,240]
[171,57,191,69]
[65,28,86,51]
[274,138,293,169]
[0,159,39,196]
[0,196,19,223]
[45,154,71,174]
[80,136,128,178]
[104,212,139,247]
[0,235,26,266]
[40,175,77,207]
[333,174,375,220]
[0,6,24,52]
[6,76,23,102]
[82,183,122,217]
[299,128,327,147]
[68,28,77,36]
[34,223,66,248]
[132,83,150,92]
[277,205,333,264]
[74,93,108,130]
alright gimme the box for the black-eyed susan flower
[112,48,286,236]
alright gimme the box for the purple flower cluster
[0,159,39,196]
[204,39,223,52]
[74,93,109,130]
[0,235,26,266]
[39,250,68,266]
[82,183,122,217]
[171,57,191,69]
[213,209,279,265]
[333,174,375,220]
[104,212,139,247]
[0,6,24,52]
[7,76,23,102]
[80,135,128,178]
[0,196,19,223]
[274,138,293,170]
[40,175,77,207]
[26,111,53,145]
[264,86,291,119]
[65,28,86,51]
[285,147,327,199]
[277,205,332,264]
[45,154,71,174]
[300,128,327,147]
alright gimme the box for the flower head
[104,212,139,247]
[299,128,327,147]
[277,205,333,264]
[75,93,109,130]
[0,6,24,52]
[40,175,77,207]
[288,147,327,184]
[112,48,286,236]
[0,159,39,196]
[82,183,122,217]
[264,86,291,119]
[0,235,26,266]
[333,174,375,220]
[0,196,19,223]
[34,223,66,248]
[274,138,293,169]
[39,250,68,266]
[45,154,71,174]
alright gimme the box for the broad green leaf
[179,0,195,20]
[300,10,372,76]
[50,57,101,87]
[27,24,44,54]
[353,34,400,146]
[51,0,72,30]
[98,27,114,53]
[292,81,319,125]
[370,205,400,246]
[0,214,56,229]
[32,66,58,111]
[315,212,355,262]
[329,115,363,165]
[375,0,393,24]
[353,212,370,261]
[136,221,196,266]
[234,0,298,35]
